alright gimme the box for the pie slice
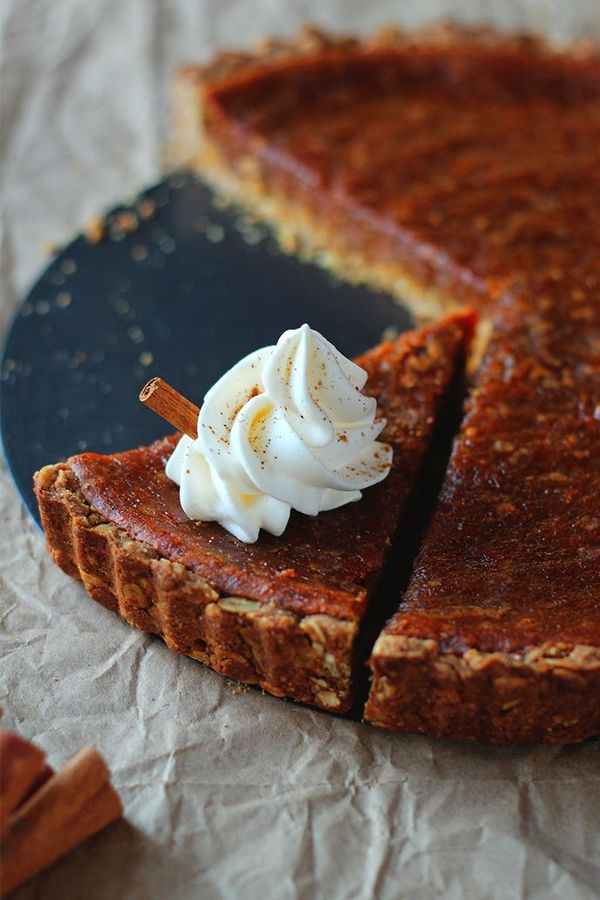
[174,24,600,320]
[34,314,473,713]
[366,276,600,743]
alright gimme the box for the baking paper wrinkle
[2,1,600,898]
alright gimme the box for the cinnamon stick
[0,731,52,839]
[1,746,123,894]
[139,377,199,438]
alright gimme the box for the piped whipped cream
[166,325,393,543]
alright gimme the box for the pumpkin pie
[33,25,600,740]
[173,24,600,742]
[34,314,473,713]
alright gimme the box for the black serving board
[1,173,412,525]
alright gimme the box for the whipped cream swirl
[166,325,393,543]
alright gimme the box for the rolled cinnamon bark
[139,377,199,438]
[1,746,122,894]
[0,730,52,839]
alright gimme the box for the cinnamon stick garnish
[0,731,52,839]
[1,746,123,894]
[139,377,199,438]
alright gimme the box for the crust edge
[33,462,357,713]
[365,633,600,743]
[180,21,600,89]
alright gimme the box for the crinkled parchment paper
[1,2,599,898]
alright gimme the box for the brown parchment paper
[1,2,599,898]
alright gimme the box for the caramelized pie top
[68,314,473,623]
[200,30,600,309]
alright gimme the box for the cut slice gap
[348,350,470,720]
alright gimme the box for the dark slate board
[1,173,412,525]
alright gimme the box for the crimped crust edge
[180,21,599,89]
[34,462,358,713]
[365,633,600,743]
